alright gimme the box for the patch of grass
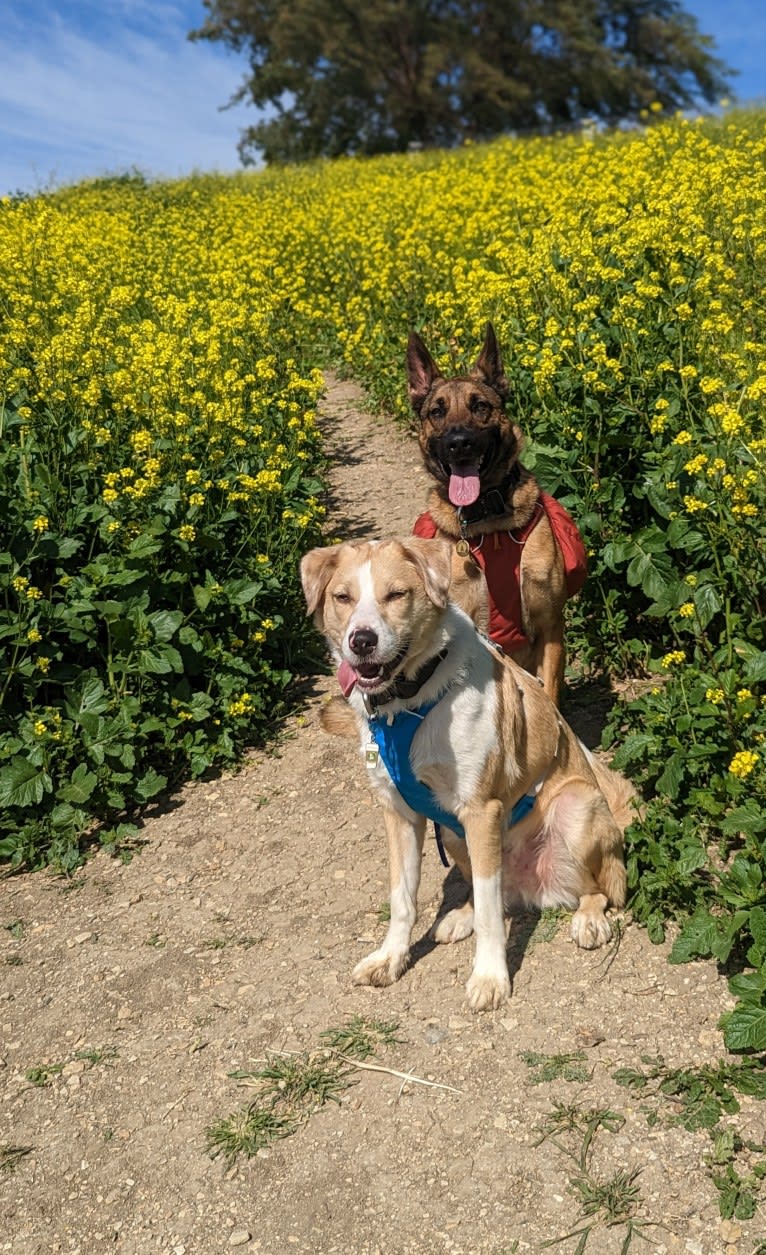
[207,1049,355,1163]
[207,1105,299,1162]
[320,1015,402,1060]
[377,901,391,923]
[535,1102,663,1253]
[5,954,22,966]
[520,1050,590,1085]
[208,1019,405,1163]
[529,907,569,945]
[74,1045,117,1066]
[145,933,166,948]
[3,918,25,940]
[0,1144,33,1175]
[533,1102,624,1172]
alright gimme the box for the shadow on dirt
[562,673,620,750]
[409,861,541,993]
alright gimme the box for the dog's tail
[320,695,359,739]
[589,756,639,833]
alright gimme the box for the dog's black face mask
[407,324,520,509]
[419,381,519,508]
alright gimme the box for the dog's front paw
[352,948,408,988]
[432,903,474,944]
[466,968,511,1012]
[570,909,612,950]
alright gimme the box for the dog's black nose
[445,428,478,461]
[350,628,378,656]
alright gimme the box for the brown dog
[407,324,587,706]
[301,536,630,1011]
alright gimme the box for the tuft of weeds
[3,919,25,940]
[320,1015,402,1060]
[705,1128,766,1221]
[0,1144,33,1175]
[528,907,569,945]
[520,1050,590,1085]
[615,1054,766,1219]
[207,1018,405,1164]
[377,901,391,923]
[207,1049,355,1164]
[535,1102,663,1253]
[206,1105,298,1161]
[74,1045,117,1067]
[613,1053,766,1132]
[25,1062,64,1087]
[533,1102,624,1172]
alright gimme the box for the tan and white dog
[301,536,631,1012]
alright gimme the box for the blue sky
[2,0,765,197]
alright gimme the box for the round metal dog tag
[456,539,470,557]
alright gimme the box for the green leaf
[722,803,766,837]
[137,649,173,675]
[135,768,167,801]
[0,758,49,808]
[148,610,184,642]
[748,907,766,962]
[657,753,684,799]
[58,764,98,805]
[744,651,766,683]
[721,1003,766,1052]
[77,677,110,718]
[193,585,211,612]
[669,908,717,963]
[693,585,722,630]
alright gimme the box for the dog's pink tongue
[448,469,481,507]
[337,660,359,697]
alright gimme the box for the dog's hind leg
[431,828,475,944]
[352,806,425,989]
[559,786,627,950]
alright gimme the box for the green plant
[0,1144,33,1175]
[319,1015,402,1060]
[613,1054,766,1132]
[206,1049,354,1163]
[534,1103,661,1253]
[706,1127,766,1221]
[519,1051,590,1085]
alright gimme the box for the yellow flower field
[1,110,765,875]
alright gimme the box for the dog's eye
[471,399,491,418]
[427,403,445,421]
[333,590,352,604]
[385,588,408,603]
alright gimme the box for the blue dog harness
[367,703,536,848]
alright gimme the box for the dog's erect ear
[400,537,452,609]
[470,323,509,400]
[300,545,342,619]
[406,331,443,416]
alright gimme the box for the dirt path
[1,377,762,1255]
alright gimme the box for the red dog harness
[413,493,587,656]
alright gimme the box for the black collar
[455,465,521,526]
[366,649,448,713]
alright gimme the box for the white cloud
[0,3,253,194]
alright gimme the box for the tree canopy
[190,0,733,165]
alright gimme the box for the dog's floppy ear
[300,545,342,619]
[400,537,452,609]
[470,323,509,400]
[406,331,443,416]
